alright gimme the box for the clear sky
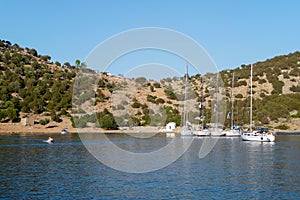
[1,0,300,76]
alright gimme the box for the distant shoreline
[0,124,299,136]
[274,130,300,135]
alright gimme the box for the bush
[272,80,284,94]
[150,85,155,92]
[291,113,300,118]
[290,85,300,92]
[164,89,177,100]
[97,108,118,130]
[153,82,161,88]
[235,94,243,98]
[260,93,266,98]
[51,114,61,122]
[238,80,247,86]
[131,101,141,108]
[156,98,165,104]
[258,79,267,84]
[135,77,147,85]
[39,118,50,125]
[275,124,290,130]
[147,95,157,103]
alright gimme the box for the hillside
[0,39,300,131]
[0,40,77,127]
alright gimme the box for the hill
[0,39,300,131]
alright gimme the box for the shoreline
[0,123,299,135]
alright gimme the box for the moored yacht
[241,128,275,142]
[241,64,275,142]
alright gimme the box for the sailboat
[194,78,210,136]
[180,63,194,136]
[241,64,275,142]
[209,73,225,137]
[223,73,240,137]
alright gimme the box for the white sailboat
[194,78,210,136]
[241,64,275,142]
[180,63,194,136]
[210,73,225,137]
[223,73,240,137]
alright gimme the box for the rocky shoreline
[1,121,300,136]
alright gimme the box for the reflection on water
[1,133,300,199]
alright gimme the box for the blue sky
[1,0,300,76]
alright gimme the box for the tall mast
[231,73,234,129]
[183,61,188,127]
[215,73,219,129]
[250,64,253,132]
[201,77,204,128]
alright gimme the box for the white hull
[61,129,69,134]
[208,128,225,137]
[166,132,176,138]
[44,139,54,143]
[194,129,210,136]
[223,129,240,137]
[210,132,226,136]
[180,130,193,136]
[241,132,275,142]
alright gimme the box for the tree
[63,62,71,68]
[28,48,38,56]
[55,61,61,66]
[97,108,118,130]
[75,59,81,68]
[5,104,18,121]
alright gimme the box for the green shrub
[156,98,165,104]
[39,118,50,125]
[97,108,118,129]
[290,85,300,92]
[153,82,161,88]
[235,94,243,98]
[147,95,157,103]
[150,85,155,92]
[275,124,290,130]
[164,89,177,100]
[237,80,247,86]
[131,101,141,108]
[258,79,267,84]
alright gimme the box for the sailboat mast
[250,64,253,132]
[183,61,188,126]
[231,73,234,129]
[215,73,219,129]
[201,77,204,128]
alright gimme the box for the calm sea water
[1,133,300,199]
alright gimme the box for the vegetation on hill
[1,39,300,130]
[0,40,77,123]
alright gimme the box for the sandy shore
[0,119,171,135]
[0,118,299,135]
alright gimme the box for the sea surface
[1,133,300,199]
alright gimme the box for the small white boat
[180,63,194,137]
[166,132,176,138]
[223,129,240,137]
[223,73,240,137]
[45,137,54,143]
[241,131,275,142]
[210,129,226,137]
[194,128,210,136]
[61,128,69,134]
[180,127,194,136]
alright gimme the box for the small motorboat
[45,137,54,143]
[61,128,69,134]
